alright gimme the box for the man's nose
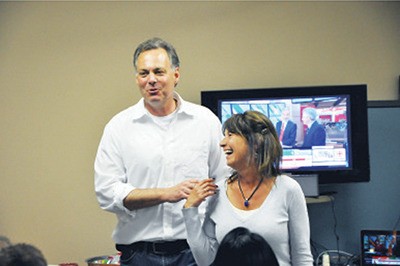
[148,73,157,85]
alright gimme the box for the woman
[182,110,313,266]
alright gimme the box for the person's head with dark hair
[211,227,279,266]
[0,243,47,266]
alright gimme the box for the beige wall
[0,1,399,265]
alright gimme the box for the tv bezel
[201,84,370,184]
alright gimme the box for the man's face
[135,48,180,111]
[302,113,311,125]
[281,110,290,122]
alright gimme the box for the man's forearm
[122,179,198,211]
[123,188,168,211]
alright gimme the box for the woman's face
[220,130,251,171]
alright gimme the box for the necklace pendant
[244,200,249,207]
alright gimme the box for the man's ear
[174,67,180,87]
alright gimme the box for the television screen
[201,85,370,184]
[361,230,400,266]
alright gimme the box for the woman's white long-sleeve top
[182,174,314,266]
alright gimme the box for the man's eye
[139,72,148,77]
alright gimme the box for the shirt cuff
[114,183,137,219]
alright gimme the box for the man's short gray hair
[303,107,318,121]
[133,37,180,71]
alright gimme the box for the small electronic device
[361,230,400,266]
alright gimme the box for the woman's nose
[219,138,226,147]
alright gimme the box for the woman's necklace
[237,177,264,208]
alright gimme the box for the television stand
[306,195,333,204]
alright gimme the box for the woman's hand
[183,178,218,208]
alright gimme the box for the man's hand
[123,178,200,210]
[183,178,218,208]
[165,178,200,202]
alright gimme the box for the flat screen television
[201,84,370,184]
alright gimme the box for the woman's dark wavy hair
[211,227,279,266]
[222,110,282,180]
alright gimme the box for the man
[94,37,229,266]
[301,107,326,148]
[276,108,297,147]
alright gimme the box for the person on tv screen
[301,107,326,148]
[276,108,297,147]
[94,37,229,266]
[211,227,279,266]
[182,110,313,266]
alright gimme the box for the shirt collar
[131,92,194,121]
